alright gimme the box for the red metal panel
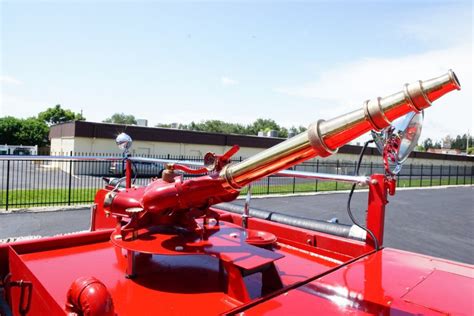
[8,248,65,316]
[402,270,474,315]
[240,248,474,315]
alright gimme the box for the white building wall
[50,137,75,155]
[61,137,266,159]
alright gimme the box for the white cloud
[276,44,472,141]
[221,76,239,86]
[0,76,22,85]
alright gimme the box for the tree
[246,118,288,137]
[0,116,49,146]
[103,113,137,125]
[155,118,304,138]
[423,138,434,150]
[0,117,22,145]
[450,133,473,151]
[17,118,49,146]
[414,145,425,152]
[38,104,85,125]
[188,120,247,134]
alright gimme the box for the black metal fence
[0,154,472,210]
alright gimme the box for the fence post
[420,164,423,187]
[315,160,319,192]
[292,177,296,193]
[430,164,433,187]
[456,165,459,185]
[5,160,10,211]
[471,166,474,184]
[448,165,451,185]
[68,158,73,206]
[409,164,412,187]
[335,160,339,191]
[463,165,466,185]
[266,177,270,195]
[440,164,443,186]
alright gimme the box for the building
[427,148,462,155]
[0,144,38,155]
[49,121,474,168]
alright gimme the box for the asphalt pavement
[0,186,472,264]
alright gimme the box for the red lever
[173,164,209,175]
[221,145,240,162]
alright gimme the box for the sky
[0,0,472,143]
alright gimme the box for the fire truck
[1,70,472,315]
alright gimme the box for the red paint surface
[4,219,473,315]
[110,221,283,271]
[6,220,344,315]
[240,248,474,315]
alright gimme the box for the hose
[347,139,379,250]
[216,203,365,240]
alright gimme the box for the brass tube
[221,70,460,190]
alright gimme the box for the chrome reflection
[116,133,133,154]
[372,111,424,175]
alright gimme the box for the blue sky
[1,1,472,142]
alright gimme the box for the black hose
[347,139,379,250]
[216,203,363,240]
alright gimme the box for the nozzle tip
[448,69,461,90]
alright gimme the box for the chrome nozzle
[221,70,460,190]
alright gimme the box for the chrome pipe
[0,155,121,161]
[275,170,370,185]
[221,70,460,190]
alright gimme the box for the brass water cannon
[220,70,460,191]
[106,70,460,226]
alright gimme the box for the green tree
[38,104,85,125]
[246,118,288,137]
[0,116,49,146]
[17,118,49,146]
[103,113,137,125]
[423,138,434,150]
[246,118,279,135]
[414,145,425,152]
[190,120,247,134]
[450,134,473,151]
[0,116,23,144]
[155,118,304,138]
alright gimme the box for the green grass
[0,176,471,209]
[0,188,98,209]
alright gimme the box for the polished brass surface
[220,70,460,190]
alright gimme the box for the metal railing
[0,154,472,210]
